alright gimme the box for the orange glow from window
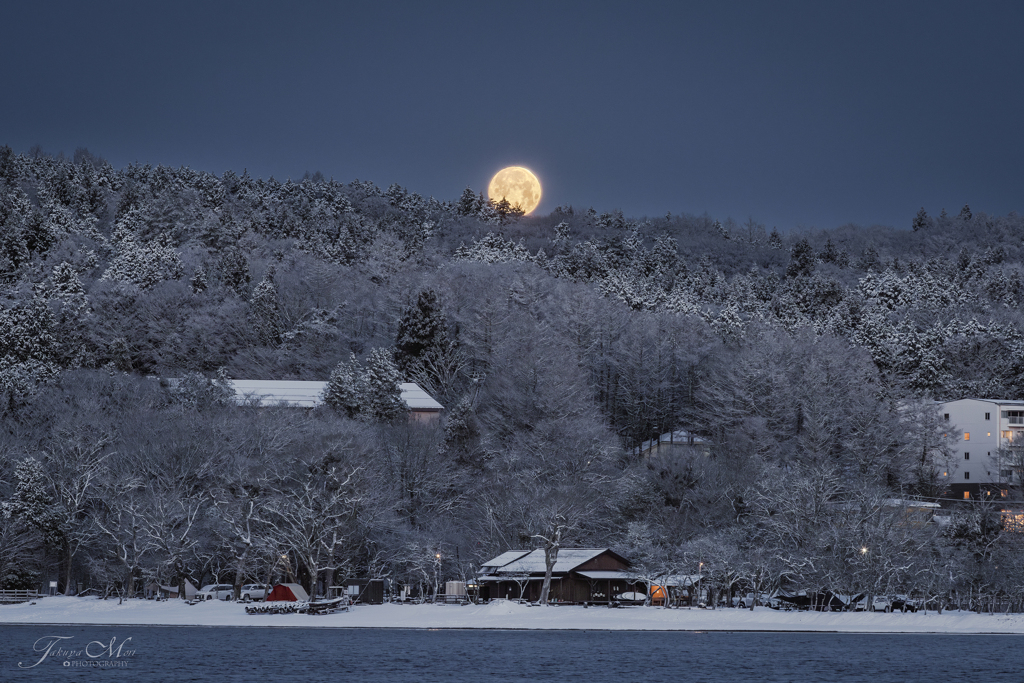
[1002,511,1024,532]
[964,492,970,499]
[964,433,970,441]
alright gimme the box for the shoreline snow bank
[1,597,1023,633]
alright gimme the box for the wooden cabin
[477,548,632,604]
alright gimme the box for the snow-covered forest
[2,146,1024,609]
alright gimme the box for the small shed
[335,579,386,604]
[266,583,309,602]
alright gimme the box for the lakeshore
[2,597,1023,633]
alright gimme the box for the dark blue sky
[3,1,1021,230]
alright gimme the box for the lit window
[1003,431,1013,441]
[964,491,970,499]
[965,453,970,460]
[1002,490,1008,498]
[964,433,970,441]
[965,472,970,480]
[943,471,948,476]
[988,432,991,437]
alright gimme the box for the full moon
[488,166,542,215]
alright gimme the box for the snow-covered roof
[495,549,613,575]
[576,571,633,581]
[941,398,1024,406]
[232,380,326,408]
[399,383,443,411]
[884,498,941,509]
[198,379,443,411]
[480,551,533,570]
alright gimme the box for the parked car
[241,584,268,601]
[197,584,234,601]
[891,595,920,613]
[732,593,775,608]
[870,596,893,612]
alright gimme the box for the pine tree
[218,248,251,296]
[101,233,183,289]
[958,204,972,221]
[190,267,208,294]
[395,290,449,375]
[768,228,783,250]
[248,274,282,346]
[322,354,366,419]
[818,238,840,264]
[786,238,815,278]
[912,207,930,232]
[457,187,477,216]
[3,457,61,546]
[363,348,405,422]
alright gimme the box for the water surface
[0,625,1020,682]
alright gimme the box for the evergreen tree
[3,458,61,547]
[363,348,405,422]
[457,187,477,216]
[190,267,208,294]
[0,182,31,276]
[786,238,815,278]
[958,204,972,221]
[818,238,840,264]
[248,273,282,346]
[395,290,450,375]
[100,234,184,289]
[768,228,783,250]
[218,248,251,296]
[912,207,930,232]
[323,354,366,419]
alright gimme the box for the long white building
[938,398,1024,499]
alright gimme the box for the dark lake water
[1,625,1021,682]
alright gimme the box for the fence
[0,590,41,604]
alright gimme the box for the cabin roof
[177,379,443,411]
[484,548,626,575]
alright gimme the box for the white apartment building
[938,398,1024,499]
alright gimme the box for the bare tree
[258,454,363,599]
[46,432,111,594]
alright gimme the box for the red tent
[266,583,309,602]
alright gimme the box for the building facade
[938,398,1024,499]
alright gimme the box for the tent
[146,579,197,600]
[266,583,309,602]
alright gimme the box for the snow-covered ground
[2,597,1023,633]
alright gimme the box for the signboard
[49,581,57,588]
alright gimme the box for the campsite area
[3,596,1024,633]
